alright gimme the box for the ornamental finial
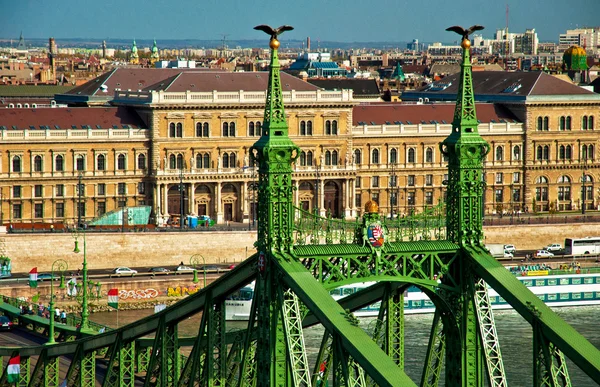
[254,24,294,49]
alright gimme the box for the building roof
[145,71,319,92]
[0,106,145,130]
[401,71,599,102]
[307,78,379,96]
[0,85,75,97]
[352,102,520,126]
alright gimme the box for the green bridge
[0,25,598,387]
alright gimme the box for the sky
[1,0,599,44]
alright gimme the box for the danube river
[91,306,600,386]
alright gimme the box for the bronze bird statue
[254,24,294,41]
[446,25,485,40]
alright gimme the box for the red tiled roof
[0,106,145,130]
[352,102,520,126]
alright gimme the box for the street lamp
[77,172,83,228]
[389,163,397,219]
[72,228,90,331]
[47,259,68,345]
[242,163,258,230]
[190,254,206,287]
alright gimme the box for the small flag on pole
[108,288,119,309]
[29,268,38,288]
[7,354,20,383]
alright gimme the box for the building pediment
[166,113,185,119]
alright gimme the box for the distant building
[129,40,139,65]
[559,28,600,55]
[287,52,347,78]
[150,40,160,66]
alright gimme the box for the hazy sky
[1,0,599,44]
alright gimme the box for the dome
[131,39,138,54]
[364,200,379,214]
[563,45,588,71]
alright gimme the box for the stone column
[189,182,195,215]
[215,182,222,223]
[294,180,299,208]
[319,178,325,217]
[241,181,248,224]
[163,183,169,217]
[154,183,160,224]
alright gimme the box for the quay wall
[1,223,598,273]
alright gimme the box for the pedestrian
[60,310,67,324]
[38,303,44,317]
[55,307,60,322]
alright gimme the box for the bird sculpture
[445,25,485,40]
[254,25,294,41]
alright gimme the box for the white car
[545,243,562,252]
[176,265,195,273]
[503,251,514,259]
[503,244,516,254]
[535,250,554,258]
[113,267,138,276]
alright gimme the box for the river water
[90,306,600,386]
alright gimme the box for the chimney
[307,37,311,52]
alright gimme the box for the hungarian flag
[29,268,38,288]
[108,288,119,309]
[7,354,20,383]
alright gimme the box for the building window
[169,154,176,169]
[222,122,236,137]
[495,173,503,184]
[325,120,338,135]
[169,123,176,137]
[495,146,503,161]
[543,117,549,130]
[537,116,543,131]
[137,154,146,169]
[536,145,549,161]
[299,151,314,167]
[558,186,571,201]
[299,120,313,136]
[97,202,106,217]
[495,189,503,203]
[425,191,433,205]
[559,116,571,131]
[389,175,397,187]
[407,192,415,206]
[34,185,43,197]
[372,193,379,204]
[331,150,338,166]
[512,188,520,203]
[425,174,433,186]
[355,193,361,208]
[513,145,521,160]
[407,148,416,163]
[34,203,43,218]
[55,155,64,171]
[248,121,262,136]
[222,152,236,168]
[354,149,361,164]
[56,202,64,218]
[196,122,210,137]
[118,182,126,195]
[513,172,520,183]
[372,176,379,188]
[390,148,398,164]
[176,154,184,169]
[138,182,146,194]
[13,186,21,198]
[355,177,361,188]
[408,175,415,186]
[117,154,126,170]
[33,155,43,172]
[56,184,64,197]
[425,148,434,163]
[98,183,106,196]
[76,155,85,171]
[372,149,379,164]
[169,122,183,138]
[97,154,106,171]
[12,204,22,219]
[12,156,21,172]
[535,187,548,201]
[537,116,549,131]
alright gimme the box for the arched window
[306,151,313,166]
[117,154,126,170]
[137,154,146,169]
[196,154,203,168]
[513,145,521,160]
[325,151,332,165]
[588,145,595,160]
[536,146,543,160]
[390,148,398,164]
[372,149,379,164]
[354,149,361,164]
[12,156,21,172]
[425,148,433,163]
[300,151,306,166]
[229,122,236,137]
[255,122,261,136]
[543,145,549,160]
[535,176,548,184]
[176,123,183,137]
[169,123,176,137]
[222,122,229,137]
[300,121,306,136]
[169,154,176,169]
[325,120,331,135]
[543,117,549,130]
[249,122,255,136]
[495,146,503,161]
[583,116,589,130]
[306,121,313,135]
[566,116,571,130]
[559,116,566,130]
[537,117,543,131]
[33,155,42,172]
[196,122,204,137]
[407,148,416,163]
[558,175,571,183]
[332,150,338,166]
[203,154,210,169]
[76,155,85,171]
[203,122,209,137]
[332,120,338,135]
[222,153,229,168]
[559,145,565,160]
[55,155,64,171]
[565,145,572,160]
[97,154,106,171]
[229,152,237,168]
[176,154,184,169]
[590,116,595,130]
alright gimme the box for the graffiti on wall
[119,289,160,299]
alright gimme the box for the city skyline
[1,0,599,45]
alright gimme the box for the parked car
[503,252,514,259]
[545,243,562,252]
[113,267,138,276]
[148,267,170,273]
[0,316,14,331]
[175,265,195,273]
[503,244,517,254]
[37,273,57,281]
[535,250,554,258]
[200,265,220,273]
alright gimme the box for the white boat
[225,272,600,320]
